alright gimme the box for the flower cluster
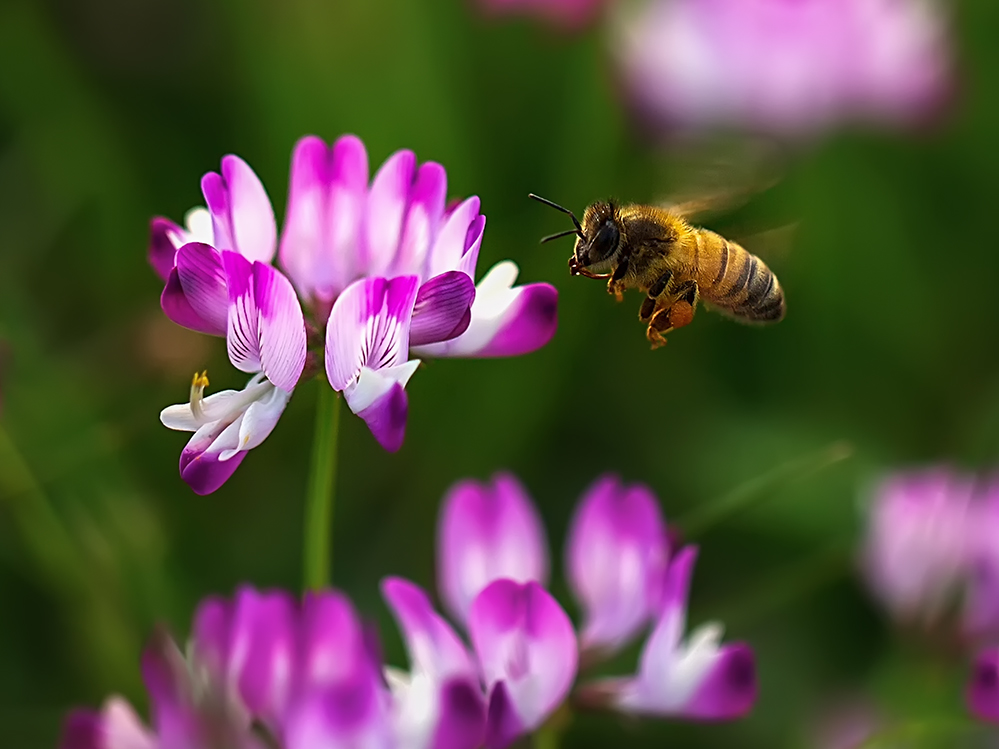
[611,0,951,137]
[61,474,756,749]
[859,467,999,639]
[152,136,557,494]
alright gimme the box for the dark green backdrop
[2,1,998,747]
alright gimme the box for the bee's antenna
[529,193,584,236]
[539,228,580,244]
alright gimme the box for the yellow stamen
[190,370,210,423]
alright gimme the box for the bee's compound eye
[589,220,620,261]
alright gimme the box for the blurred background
[1,0,998,746]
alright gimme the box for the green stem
[302,385,342,591]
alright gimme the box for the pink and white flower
[150,136,557,491]
[616,0,952,136]
[432,472,757,733]
[582,547,757,720]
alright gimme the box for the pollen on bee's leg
[668,300,694,330]
[189,370,210,423]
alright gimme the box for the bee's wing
[659,177,783,222]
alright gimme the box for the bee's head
[529,194,623,277]
[572,201,622,275]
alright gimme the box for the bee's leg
[607,256,630,302]
[646,281,698,350]
[639,270,673,322]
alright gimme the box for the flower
[431,472,757,731]
[968,647,999,724]
[474,0,608,30]
[160,371,292,495]
[861,467,999,641]
[580,547,757,720]
[860,468,976,627]
[615,0,951,136]
[151,136,557,489]
[60,586,484,749]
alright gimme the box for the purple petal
[684,643,757,720]
[61,700,157,749]
[60,710,103,749]
[223,251,263,376]
[567,475,670,653]
[161,268,224,337]
[437,473,549,627]
[426,197,481,280]
[191,596,231,670]
[364,149,417,277]
[149,217,181,281]
[227,587,297,725]
[325,275,420,390]
[861,467,975,623]
[284,673,390,749]
[202,155,276,264]
[253,261,307,392]
[410,271,476,346]
[348,374,410,453]
[593,545,757,720]
[140,628,201,746]
[483,681,522,749]
[648,546,698,655]
[279,135,369,304]
[176,242,229,335]
[412,263,557,359]
[433,677,488,749]
[468,580,577,735]
[298,590,370,693]
[323,135,370,293]
[475,282,558,357]
[969,648,999,723]
[456,215,486,280]
[393,161,448,277]
[179,445,247,495]
[381,577,477,679]
[279,136,333,301]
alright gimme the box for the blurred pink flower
[61,586,487,749]
[434,472,757,733]
[476,0,608,30]
[615,0,952,136]
[861,468,975,626]
[860,466,999,640]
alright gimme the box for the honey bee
[530,194,786,348]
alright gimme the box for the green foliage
[1,0,998,746]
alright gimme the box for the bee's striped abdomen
[697,231,785,323]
